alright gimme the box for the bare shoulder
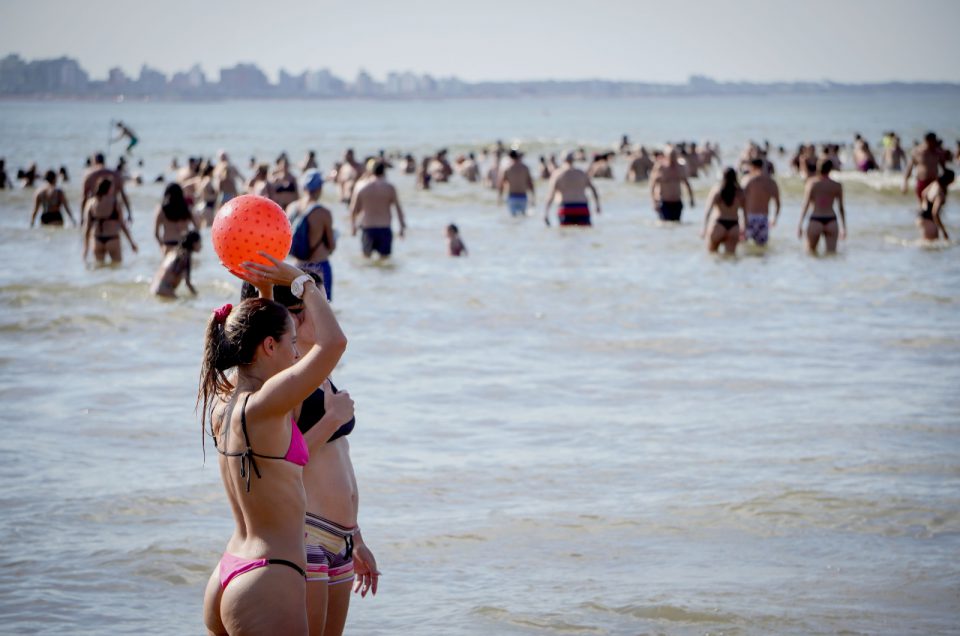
[315,205,334,222]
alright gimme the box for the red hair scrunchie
[213,303,233,324]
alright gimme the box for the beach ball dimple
[211,195,292,278]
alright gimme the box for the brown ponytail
[196,298,291,455]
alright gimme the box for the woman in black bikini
[200,255,347,636]
[701,168,745,254]
[153,183,199,254]
[30,170,75,227]
[83,178,137,264]
[917,169,954,241]
[798,159,847,254]
[271,155,300,209]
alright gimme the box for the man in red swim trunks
[543,152,601,227]
[903,132,947,203]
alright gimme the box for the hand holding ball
[211,195,292,279]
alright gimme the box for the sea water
[0,94,958,634]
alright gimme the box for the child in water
[446,223,467,256]
[151,231,200,298]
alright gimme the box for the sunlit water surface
[0,95,958,635]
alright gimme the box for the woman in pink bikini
[199,254,347,635]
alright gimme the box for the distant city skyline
[4,53,958,101]
[3,0,960,84]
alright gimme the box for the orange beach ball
[211,195,292,278]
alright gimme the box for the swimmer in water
[797,159,847,254]
[154,183,200,254]
[446,224,467,256]
[498,150,535,217]
[543,152,601,227]
[83,178,138,264]
[903,132,948,204]
[742,158,781,246]
[271,155,299,210]
[31,170,76,227]
[213,151,244,210]
[650,147,694,222]
[151,230,200,298]
[700,168,745,254]
[626,147,654,183]
[83,152,133,222]
[287,171,337,301]
[350,161,406,258]
[916,169,954,241]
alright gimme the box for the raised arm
[243,255,347,417]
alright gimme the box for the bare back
[502,161,533,195]
[743,174,778,216]
[353,179,397,228]
[212,397,306,556]
[656,164,687,202]
[550,166,591,204]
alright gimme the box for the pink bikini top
[213,393,309,492]
[284,422,310,466]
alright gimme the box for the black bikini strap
[238,394,261,492]
[267,559,306,578]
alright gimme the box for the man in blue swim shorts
[498,149,535,217]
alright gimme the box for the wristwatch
[290,274,313,299]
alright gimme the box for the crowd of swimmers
[2,124,956,634]
[5,128,956,298]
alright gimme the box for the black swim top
[920,199,934,221]
[274,178,297,194]
[297,380,356,443]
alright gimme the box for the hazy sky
[4,0,959,83]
